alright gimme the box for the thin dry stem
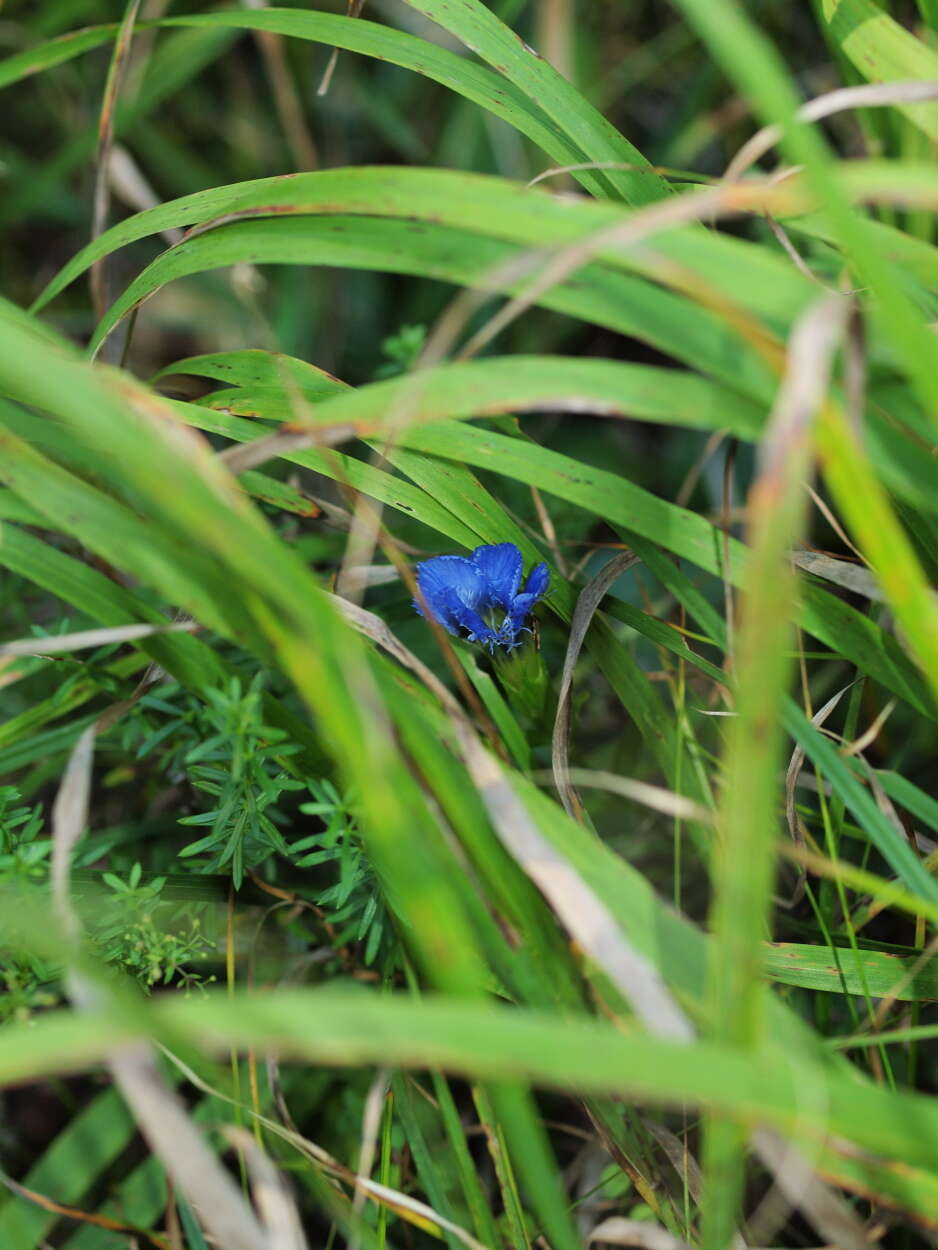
[91,0,142,327]
[724,80,938,183]
[242,0,319,169]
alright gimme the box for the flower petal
[439,588,498,645]
[505,593,537,632]
[413,547,547,653]
[471,543,522,608]
[416,583,499,647]
[504,565,549,635]
[522,561,550,601]
[415,555,486,632]
[416,555,486,609]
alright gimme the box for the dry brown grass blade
[642,1119,704,1205]
[724,81,938,182]
[841,700,897,759]
[790,550,882,600]
[223,1128,309,1250]
[335,564,401,593]
[51,709,134,939]
[534,768,713,826]
[747,1084,873,1250]
[588,1217,693,1250]
[0,619,198,657]
[90,0,142,326]
[537,0,574,81]
[318,0,366,96]
[763,214,839,291]
[531,484,568,576]
[218,426,356,475]
[108,145,184,245]
[804,483,866,562]
[757,294,848,479]
[748,1127,877,1250]
[551,551,640,821]
[748,296,850,912]
[49,699,273,1250]
[331,596,462,715]
[106,1047,271,1250]
[864,757,909,845]
[350,1068,391,1246]
[165,1177,185,1250]
[577,1110,674,1229]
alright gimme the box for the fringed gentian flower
[414,542,549,652]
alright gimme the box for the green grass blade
[396,0,667,203]
[0,23,116,88]
[3,989,938,1176]
[766,942,938,1001]
[668,0,938,427]
[819,0,938,140]
[131,216,778,399]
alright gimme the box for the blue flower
[414,542,549,652]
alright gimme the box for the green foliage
[95,863,215,990]
[0,787,48,883]
[374,323,427,379]
[0,791,59,1024]
[294,780,393,967]
[169,674,306,886]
